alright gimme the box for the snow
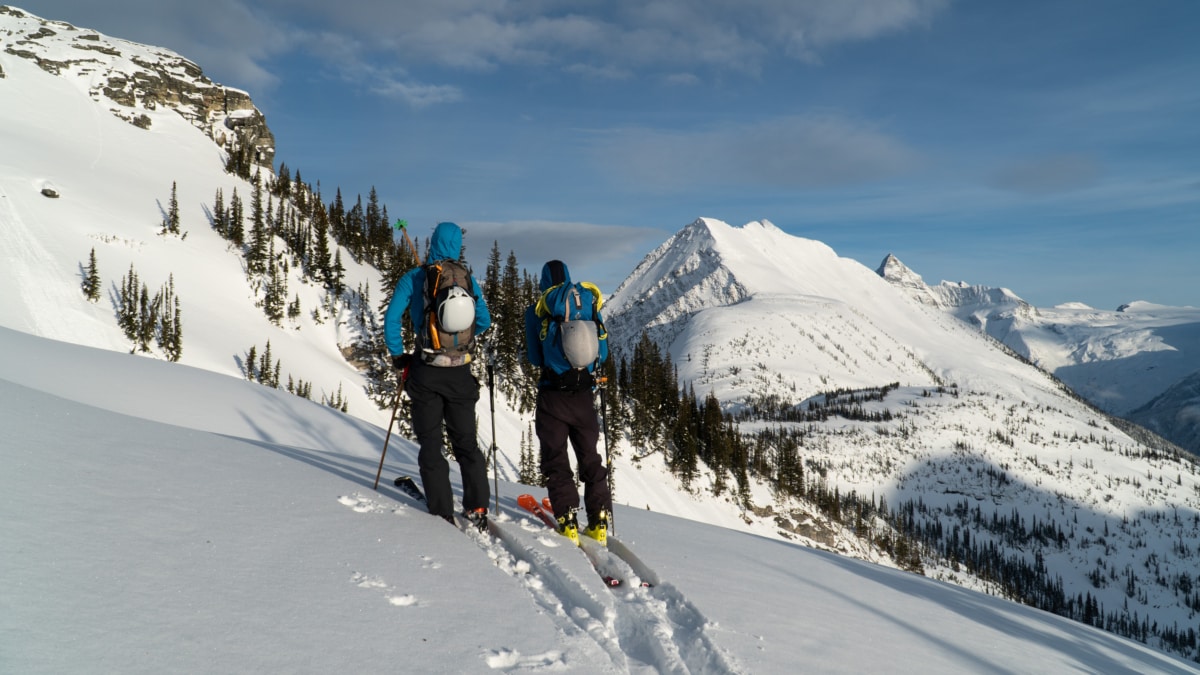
[3,9,1200,672]
[897,269,1200,416]
[3,325,1194,674]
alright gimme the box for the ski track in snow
[488,512,739,674]
[337,491,738,673]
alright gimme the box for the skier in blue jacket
[384,222,491,528]
[524,260,611,545]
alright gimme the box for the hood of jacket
[428,222,463,262]
[539,260,571,292]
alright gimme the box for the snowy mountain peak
[875,253,943,307]
[606,217,960,404]
[0,5,273,168]
[606,217,862,351]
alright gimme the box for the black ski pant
[536,387,610,526]
[405,361,490,520]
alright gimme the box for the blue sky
[29,1,1200,309]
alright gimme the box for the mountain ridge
[5,8,1200,661]
[878,250,1200,452]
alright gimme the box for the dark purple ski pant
[405,361,490,520]
[536,388,610,525]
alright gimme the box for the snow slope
[603,217,1200,662]
[3,325,1195,674]
[4,8,1200,665]
[878,254,1200,450]
[1,6,385,424]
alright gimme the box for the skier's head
[428,222,463,262]
[540,260,571,291]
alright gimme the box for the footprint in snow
[350,572,388,590]
[484,648,565,670]
[350,572,420,607]
[337,493,387,513]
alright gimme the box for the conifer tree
[263,241,286,324]
[161,181,181,235]
[117,264,139,340]
[166,295,183,362]
[292,169,306,213]
[288,293,301,320]
[328,188,346,243]
[670,385,700,489]
[377,205,390,269]
[257,341,274,387]
[330,249,346,296]
[275,162,291,198]
[135,282,158,353]
[245,345,257,381]
[518,423,544,486]
[228,187,245,246]
[517,271,540,413]
[81,247,101,302]
[212,188,227,238]
[154,275,182,362]
[310,200,333,286]
[701,392,730,495]
[379,236,418,308]
[365,187,383,264]
[346,195,365,260]
[483,241,502,310]
[246,172,267,275]
[496,250,526,393]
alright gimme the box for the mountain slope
[878,252,1200,450]
[4,324,1196,674]
[606,217,1200,660]
[5,7,1200,662]
[1,6,383,423]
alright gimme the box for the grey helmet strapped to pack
[559,285,600,369]
[535,260,606,390]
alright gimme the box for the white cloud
[458,220,669,292]
[33,0,953,101]
[29,0,295,91]
[988,154,1104,196]
[593,115,920,192]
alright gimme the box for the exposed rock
[1,8,274,171]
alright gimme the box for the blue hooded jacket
[524,260,607,380]
[384,222,490,356]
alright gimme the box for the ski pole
[598,374,614,536]
[486,345,499,515]
[373,364,408,490]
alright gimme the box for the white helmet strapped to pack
[437,286,476,333]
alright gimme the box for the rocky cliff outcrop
[1,6,273,170]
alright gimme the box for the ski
[393,475,427,504]
[516,494,622,588]
[518,493,559,529]
[394,475,488,532]
[542,496,653,588]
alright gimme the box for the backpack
[537,281,605,390]
[418,259,477,366]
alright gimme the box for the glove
[392,353,412,371]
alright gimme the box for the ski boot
[583,510,608,546]
[556,508,580,546]
[464,507,488,533]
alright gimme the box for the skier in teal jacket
[384,222,491,527]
